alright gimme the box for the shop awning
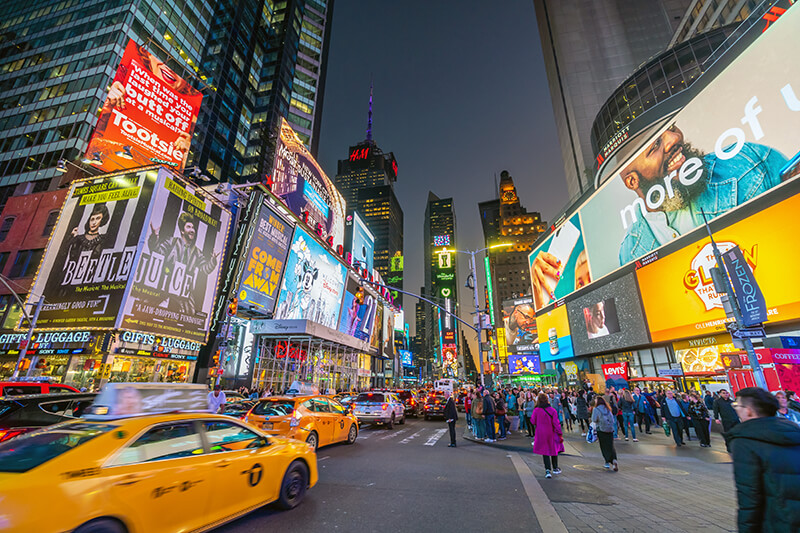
[249,319,379,356]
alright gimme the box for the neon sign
[349,147,370,161]
[433,235,451,247]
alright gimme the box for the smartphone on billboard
[543,220,580,296]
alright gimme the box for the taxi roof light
[85,383,211,421]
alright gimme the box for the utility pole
[700,210,767,390]
[469,251,485,387]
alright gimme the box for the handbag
[663,421,671,436]
[586,424,598,443]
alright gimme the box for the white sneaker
[553,468,562,475]
[545,470,552,479]
[603,463,611,469]
[484,438,492,442]
[581,433,587,436]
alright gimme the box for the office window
[8,249,44,278]
[42,210,59,237]
[0,217,15,242]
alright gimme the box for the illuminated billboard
[350,212,374,273]
[271,118,347,247]
[27,169,158,330]
[529,8,800,308]
[237,202,294,315]
[636,189,800,342]
[338,275,378,344]
[508,353,541,374]
[400,349,413,367]
[565,273,650,356]
[502,297,538,354]
[434,235,451,247]
[85,40,202,173]
[274,226,347,329]
[536,305,574,363]
[528,212,589,311]
[119,170,232,343]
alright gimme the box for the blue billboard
[399,349,413,367]
[351,212,374,273]
[508,353,541,375]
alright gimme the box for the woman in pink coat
[531,392,564,478]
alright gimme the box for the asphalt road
[217,417,542,533]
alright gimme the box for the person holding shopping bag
[531,392,564,479]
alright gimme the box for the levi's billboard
[602,361,629,389]
[85,40,202,173]
[530,7,800,311]
[636,190,800,342]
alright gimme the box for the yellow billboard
[637,190,800,342]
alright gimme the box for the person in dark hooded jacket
[728,387,800,533]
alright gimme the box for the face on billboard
[502,297,538,353]
[549,9,800,305]
[274,226,347,329]
[528,213,589,311]
[119,169,232,343]
[582,299,620,339]
[637,189,800,342]
[536,305,574,362]
[271,118,346,247]
[351,212,374,273]
[84,40,202,173]
[237,203,293,315]
[27,170,158,330]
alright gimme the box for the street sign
[722,246,767,327]
[657,368,683,377]
[729,326,766,339]
[721,353,743,369]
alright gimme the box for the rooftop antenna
[366,76,373,142]
[494,172,499,198]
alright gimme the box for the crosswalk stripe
[381,428,409,440]
[424,428,448,446]
[400,429,426,444]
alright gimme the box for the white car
[352,391,405,428]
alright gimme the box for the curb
[462,430,532,453]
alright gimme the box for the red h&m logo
[349,148,370,161]
[762,6,787,32]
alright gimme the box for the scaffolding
[250,335,370,393]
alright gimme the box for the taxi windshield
[0,423,113,473]
[253,399,295,416]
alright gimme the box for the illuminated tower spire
[366,78,373,142]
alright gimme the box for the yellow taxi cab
[245,395,358,451]
[0,383,318,533]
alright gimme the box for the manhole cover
[572,464,597,471]
[645,466,689,475]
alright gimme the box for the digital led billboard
[271,118,347,247]
[536,305,574,363]
[502,296,538,354]
[85,40,202,173]
[529,8,800,309]
[636,189,800,342]
[350,212,374,273]
[274,226,347,329]
[566,273,650,356]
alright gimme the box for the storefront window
[64,356,99,390]
[28,354,69,383]
[0,357,16,379]
[110,356,157,383]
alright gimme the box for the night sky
[317,1,569,342]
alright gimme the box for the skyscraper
[479,171,546,322]
[0,0,334,194]
[334,90,403,302]
[533,0,691,198]
[424,192,459,378]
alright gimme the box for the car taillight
[290,411,301,427]
[0,428,28,442]
[410,399,415,405]
[382,403,388,410]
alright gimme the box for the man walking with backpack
[483,389,496,443]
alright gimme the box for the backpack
[474,399,484,416]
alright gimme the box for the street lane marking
[509,452,568,533]
[381,428,409,440]
[400,429,426,444]
[424,428,448,446]
[318,456,330,462]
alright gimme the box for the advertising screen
[508,353,541,374]
[532,8,800,307]
[27,169,158,330]
[119,169,232,343]
[399,349,413,367]
[602,362,629,389]
[338,275,377,342]
[371,304,383,350]
[85,40,202,173]
[274,226,347,330]
[237,202,293,315]
[672,334,736,374]
[382,305,395,359]
[566,273,650,356]
[536,305,574,362]
[271,118,347,247]
[502,296,538,354]
[528,212,589,311]
[637,190,800,342]
[351,212,374,273]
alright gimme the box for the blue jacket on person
[620,143,787,264]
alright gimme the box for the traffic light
[226,297,238,317]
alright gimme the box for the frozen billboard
[118,170,231,343]
[26,169,159,330]
[84,39,202,173]
[271,118,347,247]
